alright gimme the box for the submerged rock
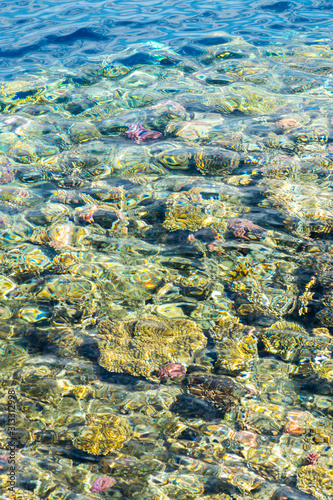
[272,485,317,499]
[186,373,246,413]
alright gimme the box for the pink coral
[91,476,116,493]
[235,431,258,448]
[227,218,264,241]
[276,117,301,130]
[124,123,162,144]
[306,452,320,465]
[157,363,186,380]
[0,166,14,185]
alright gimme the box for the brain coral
[97,314,207,380]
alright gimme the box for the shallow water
[1,2,333,500]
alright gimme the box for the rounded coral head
[91,476,116,493]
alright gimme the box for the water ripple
[0,0,332,78]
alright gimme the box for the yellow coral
[210,312,243,341]
[164,200,209,231]
[261,321,329,362]
[195,148,240,175]
[297,465,333,500]
[215,335,258,375]
[97,314,206,380]
[163,190,215,232]
[73,413,131,455]
[3,489,40,500]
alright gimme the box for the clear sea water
[1,0,333,80]
[2,2,333,500]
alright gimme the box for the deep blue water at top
[0,0,333,79]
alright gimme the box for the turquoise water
[1,2,333,500]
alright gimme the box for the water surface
[1,2,333,500]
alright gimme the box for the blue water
[1,0,333,79]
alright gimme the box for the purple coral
[91,476,116,493]
[124,123,162,144]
